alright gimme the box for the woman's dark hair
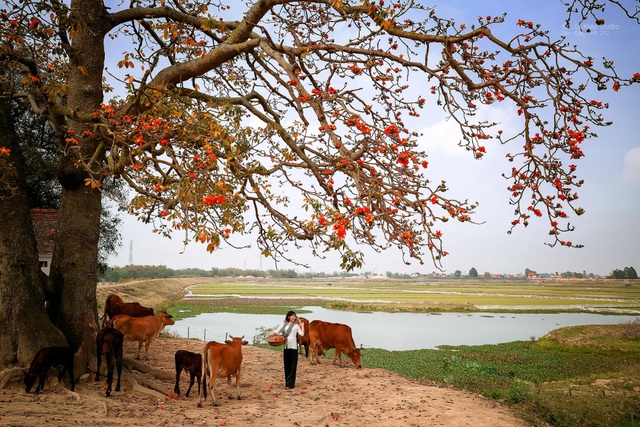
[285,311,296,321]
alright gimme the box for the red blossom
[384,124,400,136]
[348,64,362,74]
[202,195,225,205]
[397,151,410,166]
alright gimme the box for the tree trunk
[0,100,67,367]
[48,0,109,374]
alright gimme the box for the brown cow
[101,293,154,327]
[174,350,202,397]
[110,311,174,360]
[308,320,362,368]
[197,336,248,407]
[24,346,75,393]
[297,316,310,357]
[95,326,124,397]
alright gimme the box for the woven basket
[266,336,286,347]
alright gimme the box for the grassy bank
[99,277,640,426]
[360,323,640,427]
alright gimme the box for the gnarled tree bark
[0,99,67,366]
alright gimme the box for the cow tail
[202,350,208,399]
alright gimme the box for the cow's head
[160,311,175,326]
[23,369,37,393]
[227,335,249,346]
[348,347,362,369]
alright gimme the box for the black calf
[174,349,202,397]
[24,346,75,393]
[95,326,124,397]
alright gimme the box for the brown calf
[198,336,248,407]
[24,346,75,393]
[110,311,175,360]
[174,350,202,397]
[95,326,124,397]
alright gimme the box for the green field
[184,278,640,314]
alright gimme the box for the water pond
[168,306,639,351]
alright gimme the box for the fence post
[187,327,190,340]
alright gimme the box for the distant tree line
[99,265,370,282]
[100,264,637,283]
[610,267,638,280]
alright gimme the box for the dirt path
[0,335,529,426]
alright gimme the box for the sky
[107,1,640,276]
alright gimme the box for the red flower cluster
[384,124,400,136]
[202,195,225,205]
[333,218,349,239]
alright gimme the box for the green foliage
[101,264,177,282]
[610,266,638,279]
[625,266,638,279]
[469,267,478,277]
[100,265,370,282]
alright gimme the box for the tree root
[122,357,172,380]
[125,374,168,400]
[0,367,25,389]
[64,388,81,400]
[118,356,174,399]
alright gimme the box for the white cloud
[620,148,640,183]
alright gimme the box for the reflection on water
[168,306,639,351]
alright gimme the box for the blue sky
[108,1,639,276]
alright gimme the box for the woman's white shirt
[276,322,304,350]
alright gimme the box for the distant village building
[31,209,58,276]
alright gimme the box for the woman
[267,310,305,389]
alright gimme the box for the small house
[31,209,58,276]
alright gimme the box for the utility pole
[128,240,133,265]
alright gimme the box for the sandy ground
[0,334,530,427]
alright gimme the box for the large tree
[0,0,638,371]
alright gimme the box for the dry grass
[621,317,640,339]
[96,277,205,312]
